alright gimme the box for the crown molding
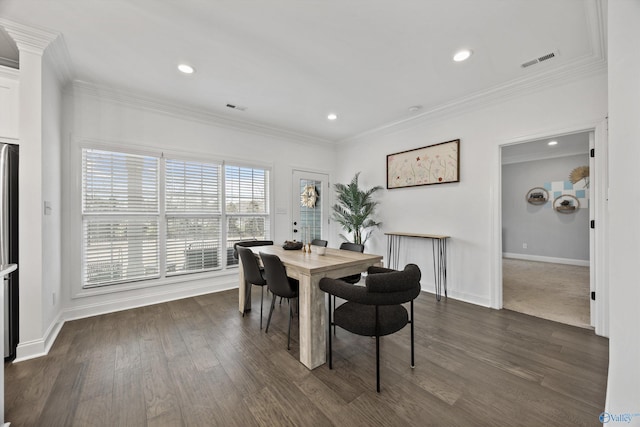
[502,150,589,166]
[0,19,59,55]
[69,80,336,148]
[344,60,606,145]
[44,35,74,84]
[0,19,74,84]
[0,57,19,69]
[343,0,607,145]
[0,65,19,79]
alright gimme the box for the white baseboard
[420,285,492,307]
[14,312,64,362]
[503,252,590,267]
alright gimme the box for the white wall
[40,48,63,338]
[606,0,640,419]
[60,85,337,322]
[336,71,607,307]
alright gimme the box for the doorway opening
[500,131,593,328]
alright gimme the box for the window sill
[72,268,239,300]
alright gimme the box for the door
[292,170,329,243]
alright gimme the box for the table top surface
[247,245,383,275]
[385,232,450,239]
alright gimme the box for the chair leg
[328,293,333,369]
[410,300,415,368]
[333,295,337,336]
[375,305,380,393]
[265,294,277,333]
[376,334,380,393]
[260,286,264,330]
[242,280,248,317]
[287,302,293,350]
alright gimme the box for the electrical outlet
[52,292,56,306]
[522,243,528,249]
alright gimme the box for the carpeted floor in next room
[502,258,591,328]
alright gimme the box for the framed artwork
[387,139,460,189]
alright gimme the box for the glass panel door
[292,170,329,244]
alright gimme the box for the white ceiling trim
[502,150,589,166]
[69,80,337,148]
[343,52,606,145]
[44,35,74,85]
[0,65,19,79]
[0,18,58,56]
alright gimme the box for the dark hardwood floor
[5,288,609,426]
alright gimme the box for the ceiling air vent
[521,50,559,68]
[226,103,247,111]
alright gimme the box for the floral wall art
[387,139,460,189]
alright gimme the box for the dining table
[238,245,383,370]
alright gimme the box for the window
[165,159,221,274]
[81,148,270,288]
[82,149,160,287]
[225,165,270,266]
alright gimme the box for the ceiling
[502,131,590,164]
[0,0,605,143]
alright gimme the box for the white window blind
[79,148,271,287]
[82,149,159,287]
[83,149,158,213]
[165,159,220,213]
[225,165,270,265]
[165,159,222,274]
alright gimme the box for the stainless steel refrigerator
[0,143,18,361]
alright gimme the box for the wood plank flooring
[5,289,609,426]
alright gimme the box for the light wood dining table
[238,245,383,369]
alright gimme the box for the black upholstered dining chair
[233,239,274,259]
[311,239,328,247]
[331,242,366,334]
[338,242,365,283]
[260,252,300,350]
[319,264,421,392]
[236,246,269,329]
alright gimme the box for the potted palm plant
[332,172,382,245]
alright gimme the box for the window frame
[73,141,273,297]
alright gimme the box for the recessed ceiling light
[453,49,472,62]
[178,64,195,74]
[408,105,423,112]
[327,113,338,121]
[548,140,558,146]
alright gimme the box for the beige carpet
[503,258,591,328]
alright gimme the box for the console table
[385,232,449,301]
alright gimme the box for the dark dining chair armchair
[233,239,274,259]
[260,252,300,350]
[236,246,269,329]
[319,264,421,392]
[311,239,328,247]
[338,242,365,283]
[332,242,365,334]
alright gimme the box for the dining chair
[260,252,300,350]
[311,239,328,247]
[233,239,274,259]
[332,242,365,334]
[236,246,270,328]
[319,264,421,392]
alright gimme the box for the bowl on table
[314,246,326,255]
